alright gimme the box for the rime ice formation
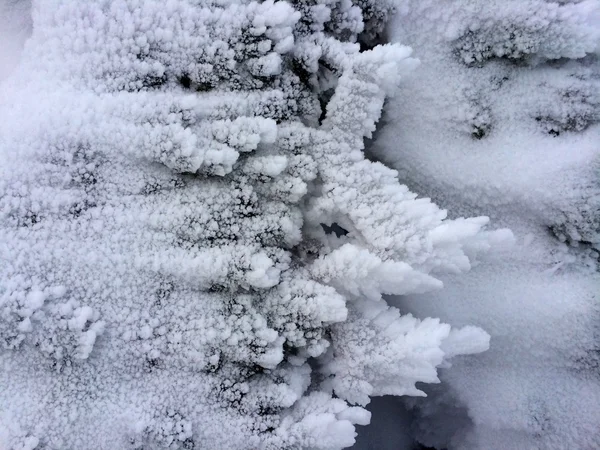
[0,1,511,449]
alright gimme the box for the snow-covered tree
[369,1,600,449]
[0,0,514,449]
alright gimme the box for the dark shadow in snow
[320,222,349,238]
[352,396,417,450]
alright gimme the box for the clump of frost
[1,1,510,449]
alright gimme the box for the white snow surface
[370,1,600,448]
[0,1,31,82]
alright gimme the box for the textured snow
[0,1,511,449]
[369,0,600,448]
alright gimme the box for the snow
[367,0,600,448]
[2,0,596,449]
[0,1,505,448]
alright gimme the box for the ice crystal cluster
[0,1,512,448]
[2,0,598,449]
